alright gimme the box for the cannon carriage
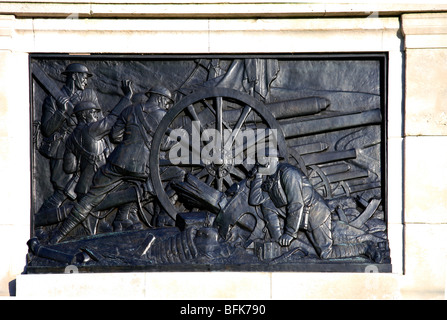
[149,86,383,222]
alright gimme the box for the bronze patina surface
[27,54,390,273]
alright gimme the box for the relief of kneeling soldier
[248,149,384,262]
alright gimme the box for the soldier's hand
[279,234,294,247]
[247,164,259,179]
[122,80,134,100]
[56,96,70,113]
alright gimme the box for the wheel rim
[150,87,288,220]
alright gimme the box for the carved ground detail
[27,55,391,273]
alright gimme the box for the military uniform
[250,162,381,260]
[72,102,166,217]
[39,85,99,209]
[63,97,131,198]
[107,102,166,176]
[50,87,172,244]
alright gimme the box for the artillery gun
[149,87,383,222]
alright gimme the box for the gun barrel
[27,238,76,264]
[32,63,74,113]
[268,97,330,119]
[302,149,357,166]
[222,96,330,123]
[281,108,382,139]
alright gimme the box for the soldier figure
[49,85,174,244]
[64,80,133,199]
[249,150,384,262]
[62,80,137,234]
[38,63,99,212]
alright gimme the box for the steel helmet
[146,86,173,102]
[62,63,93,77]
[73,101,100,114]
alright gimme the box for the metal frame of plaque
[26,53,391,273]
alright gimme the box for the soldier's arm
[280,167,305,239]
[40,96,68,137]
[63,137,78,174]
[248,174,268,206]
[89,80,134,140]
[89,96,132,140]
[110,107,127,144]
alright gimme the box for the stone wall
[0,2,446,299]
[400,13,447,298]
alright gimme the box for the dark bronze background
[27,54,391,273]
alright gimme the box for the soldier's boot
[49,207,87,245]
[364,241,384,263]
[329,241,383,263]
[113,204,130,232]
[310,216,383,263]
[127,203,144,230]
[38,189,66,213]
[113,202,143,231]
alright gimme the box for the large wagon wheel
[150,87,288,221]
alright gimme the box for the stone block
[271,272,401,299]
[404,136,447,224]
[405,48,447,136]
[402,13,447,49]
[400,223,447,299]
[16,272,272,299]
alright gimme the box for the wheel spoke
[224,105,252,151]
[230,166,246,179]
[186,104,210,141]
[215,96,223,139]
[233,129,272,159]
[159,161,205,168]
[205,175,214,186]
[223,174,234,187]
[164,127,203,165]
[186,104,200,122]
[216,177,223,192]
[201,99,231,130]
[195,167,208,178]
[214,96,224,166]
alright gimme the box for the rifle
[32,63,75,114]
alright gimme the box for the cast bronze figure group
[27,57,390,272]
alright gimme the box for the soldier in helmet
[38,63,99,212]
[49,85,175,244]
[249,148,384,262]
[63,80,134,200]
[61,80,135,234]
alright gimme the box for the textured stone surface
[5,10,447,299]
